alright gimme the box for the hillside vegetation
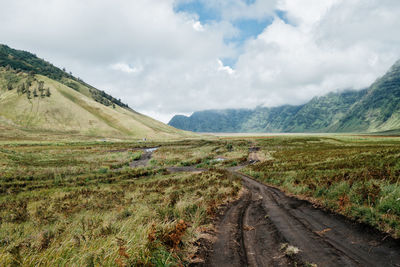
[169,60,400,133]
[0,44,192,140]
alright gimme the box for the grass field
[0,135,399,265]
[0,140,243,266]
[241,135,400,238]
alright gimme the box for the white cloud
[192,21,205,32]
[217,59,234,75]
[1,0,400,123]
[111,63,142,74]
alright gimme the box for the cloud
[217,59,235,75]
[1,0,400,123]
[231,0,400,106]
[111,63,142,74]
[192,21,205,32]
[175,0,278,21]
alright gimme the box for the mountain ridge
[169,60,400,133]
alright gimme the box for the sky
[1,0,400,122]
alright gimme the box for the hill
[330,61,400,132]
[0,44,193,140]
[169,60,400,133]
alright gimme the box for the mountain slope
[169,60,400,133]
[0,44,193,140]
[331,61,400,132]
[169,90,366,133]
[285,89,367,132]
[168,109,254,132]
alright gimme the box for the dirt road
[129,147,400,266]
[129,147,158,168]
[203,171,400,267]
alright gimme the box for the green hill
[331,61,400,132]
[169,60,400,133]
[169,90,366,133]
[0,44,193,140]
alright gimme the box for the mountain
[169,60,400,133]
[0,44,193,140]
[331,61,400,132]
[169,109,254,132]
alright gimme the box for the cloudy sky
[1,0,400,122]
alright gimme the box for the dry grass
[0,141,241,266]
[242,135,400,238]
[0,68,195,141]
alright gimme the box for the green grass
[1,136,400,265]
[151,140,249,168]
[0,141,241,266]
[241,135,400,238]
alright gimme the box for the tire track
[201,171,400,267]
[207,191,251,267]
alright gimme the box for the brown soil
[129,147,159,168]
[196,171,400,267]
[129,150,152,168]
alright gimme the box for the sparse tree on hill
[33,88,38,97]
[112,103,116,109]
[26,89,31,99]
[38,81,44,92]
[7,82,13,90]
[45,88,51,97]
[26,78,33,88]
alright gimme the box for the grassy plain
[0,140,243,266]
[241,135,400,238]
[0,135,399,266]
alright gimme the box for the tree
[38,81,44,92]
[26,78,33,88]
[45,88,51,97]
[33,88,38,97]
[7,82,13,90]
[21,83,26,94]
[26,89,31,99]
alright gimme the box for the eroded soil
[199,171,400,267]
[129,147,158,168]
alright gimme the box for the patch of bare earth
[193,171,400,267]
